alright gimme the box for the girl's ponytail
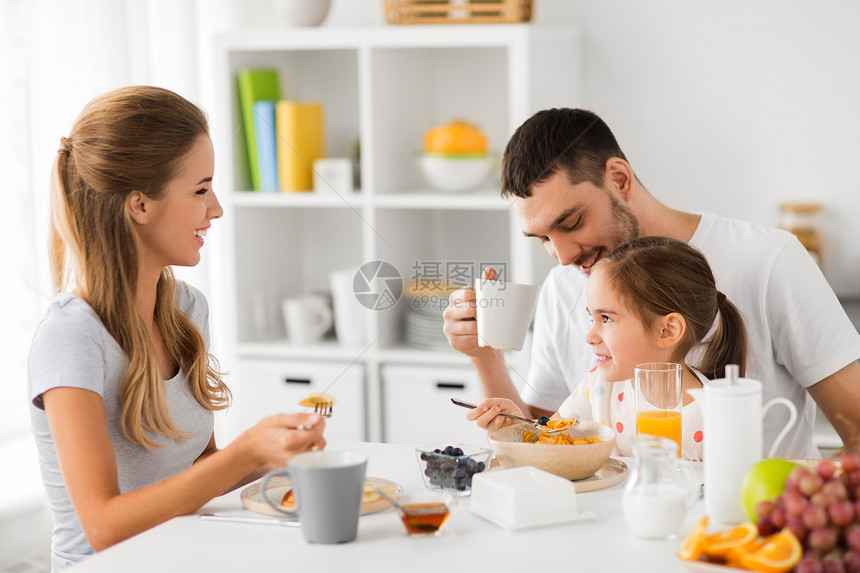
[698,293,748,380]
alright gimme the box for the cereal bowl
[416,443,492,496]
[488,421,615,481]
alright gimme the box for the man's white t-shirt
[521,212,860,459]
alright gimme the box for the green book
[237,69,281,191]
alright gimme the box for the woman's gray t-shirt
[28,281,214,570]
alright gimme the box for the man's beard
[573,190,640,268]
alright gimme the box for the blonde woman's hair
[50,85,230,449]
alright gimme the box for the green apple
[740,458,801,522]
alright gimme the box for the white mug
[475,278,539,351]
[329,269,368,347]
[282,295,332,345]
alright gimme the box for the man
[443,108,860,459]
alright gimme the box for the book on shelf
[253,100,279,192]
[237,69,281,191]
[275,101,325,192]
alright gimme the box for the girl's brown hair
[50,85,229,449]
[596,236,748,379]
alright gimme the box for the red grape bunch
[754,452,860,573]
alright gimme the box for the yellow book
[275,101,324,192]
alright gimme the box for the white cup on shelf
[282,295,333,345]
[329,268,368,347]
[313,158,354,194]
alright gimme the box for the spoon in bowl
[449,398,574,433]
[374,487,406,513]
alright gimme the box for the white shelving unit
[209,25,582,444]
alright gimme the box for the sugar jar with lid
[779,202,822,265]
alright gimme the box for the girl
[28,86,326,570]
[468,236,748,461]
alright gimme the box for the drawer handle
[436,381,466,390]
[284,378,312,385]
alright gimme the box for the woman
[28,86,325,570]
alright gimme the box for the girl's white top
[558,366,709,461]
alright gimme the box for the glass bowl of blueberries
[416,443,493,496]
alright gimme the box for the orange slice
[726,537,767,568]
[738,529,802,573]
[678,516,709,561]
[703,521,759,558]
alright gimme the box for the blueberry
[451,447,464,457]
[537,416,550,426]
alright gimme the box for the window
[0,0,39,442]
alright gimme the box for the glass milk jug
[622,434,698,539]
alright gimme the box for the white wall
[540,1,860,296]
[327,0,860,295]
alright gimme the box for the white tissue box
[470,466,593,530]
[313,158,353,194]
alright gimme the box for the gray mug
[260,450,367,544]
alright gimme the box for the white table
[70,442,704,572]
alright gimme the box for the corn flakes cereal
[541,417,577,431]
[523,430,601,445]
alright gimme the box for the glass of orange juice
[634,362,683,457]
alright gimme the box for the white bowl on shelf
[419,154,494,192]
[281,0,331,26]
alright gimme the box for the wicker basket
[384,0,533,25]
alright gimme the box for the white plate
[241,475,403,518]
[486,456,629,493]
[680,559,748,572]
[572,458,629,493]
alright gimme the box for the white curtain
[0,0,37,441]
[0,0,230,455]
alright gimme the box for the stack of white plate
[403,292,450,350]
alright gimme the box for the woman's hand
[234,413,326,469]
[465,397,523,433]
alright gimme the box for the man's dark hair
[501,108,628,198]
